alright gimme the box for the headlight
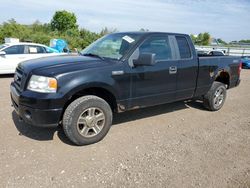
[27,75,57,93]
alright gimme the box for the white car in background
[207,50,225,56]
[0,42,63,74]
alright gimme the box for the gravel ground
[0,70,249,188]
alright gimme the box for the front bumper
[10,83,62,127]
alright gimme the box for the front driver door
[128,34,178,109]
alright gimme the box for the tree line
[0,11,115,50]
[190,33,250,46]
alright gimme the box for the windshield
[81,33,141,60]
[0,44,8,50]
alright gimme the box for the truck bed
[195,56,241,97]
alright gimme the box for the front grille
[14,67,24,92]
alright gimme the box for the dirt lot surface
[0,70,249,188]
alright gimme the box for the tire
[63,95,112,146]
[203,81,227,111]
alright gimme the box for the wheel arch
[65,83,118,111]
[214,70,230,88]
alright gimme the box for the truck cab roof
[114,31,190,37]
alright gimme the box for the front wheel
[203,81,227,111]
[63,95,112,146]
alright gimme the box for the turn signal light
[49,78,57,89]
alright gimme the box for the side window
[37,46,46,53]
[3,45,24,54]
[139,36,172,61]
[176,36,191,59]
[45,47,54,53]
[42,47,48,53]
[27,45,46,54]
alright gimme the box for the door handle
[112,70,124,76]
[169,66,177,74]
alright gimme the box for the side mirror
[133,53,156,67]
[0,51,6,56]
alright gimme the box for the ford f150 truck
[10,32,241,145]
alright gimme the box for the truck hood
[19,54,115,75]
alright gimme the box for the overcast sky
[0,0,249,41]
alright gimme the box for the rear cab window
[176,36,192,59]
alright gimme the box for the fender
[64,81,118,101]
[213,65,230,87]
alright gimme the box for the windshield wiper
[82,53,105,60]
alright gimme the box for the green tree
[31,20,51,33]
[217,38,227,45]
[202,32,210,45]
[190,34,197,43]
[51,10,78,33]
[100,27,118,36]
[139,28,149,32]
[1,19,31,42]
[191,32,211,45]
[0,25,4,43]
[79,28,100,48]
[239,39,250,43]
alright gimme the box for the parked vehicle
[10,32,241,145]
[196,49,207,56]
[241,56,250,68]
[207,50,225,56]
[197,49,225,57]
[0,42,62,74]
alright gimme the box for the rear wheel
[203,81,227,111]
[63,95,112,146]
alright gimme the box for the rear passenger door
[24,45,48,60]
[128,34,178,108]
[174,36,198,100]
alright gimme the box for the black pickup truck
[10,32,241,145]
